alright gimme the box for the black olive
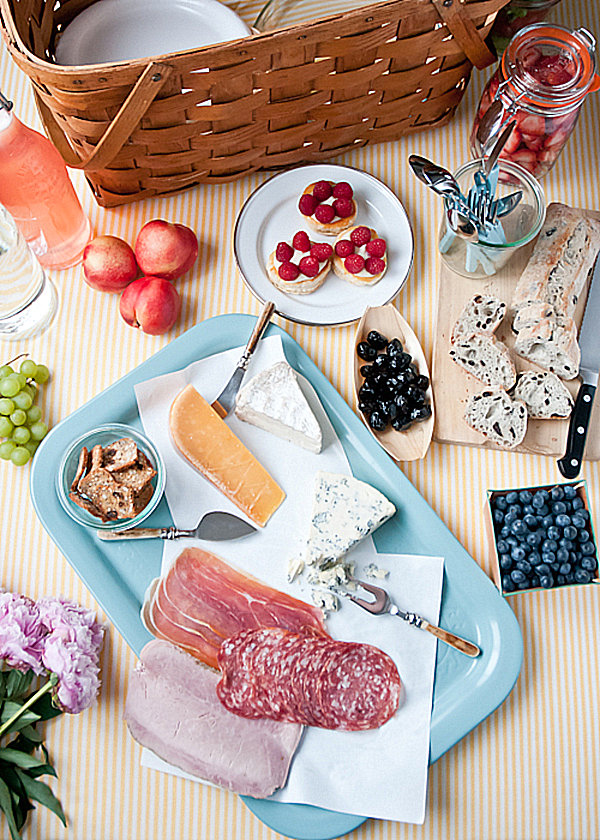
[372,354,390,371]
[360,364,374,379]
[403,365,418,384]
[367,330,388,349]
[382,400,398,421]
[358,399,375,413]
[368,410,388,431]
[392,414,412,432]
[357,341,377,361]
[359,382,377,401]
[385,375,400,392]
[394,393,411,413]
[386,338,404,357]
[415,374,429,391]
[410,404,432,422]
[405,385,425,405]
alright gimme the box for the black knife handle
[557,383,597,479]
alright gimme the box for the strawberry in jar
[471,24,599,178]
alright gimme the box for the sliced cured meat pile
[125,640,302,798]
[217,627,401,731]
[145,547,328,670]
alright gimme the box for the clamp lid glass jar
[471,23,600,178]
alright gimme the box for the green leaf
[12,725,43,745]
[0,775,22,840]
[0,749,48,771]
[0,702,40,732]
[29,693,61,722]
[14,769,66,827]
[5,672,34,701]
[0,764,31,831]
[25,763,57,780]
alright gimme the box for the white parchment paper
[134,335,443,824]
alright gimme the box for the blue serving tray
[30,315,522,840]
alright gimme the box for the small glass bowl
[56,423,165,531]
[438,158,546,279]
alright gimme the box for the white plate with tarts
[233,164,414,327]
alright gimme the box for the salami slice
[216,628,401,731]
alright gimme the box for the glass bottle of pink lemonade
[0,92,90,269]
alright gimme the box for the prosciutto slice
[146,547,327,669]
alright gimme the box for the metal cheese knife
[97,511,257,541]
[558,250,600,479]
[210,300,275,419]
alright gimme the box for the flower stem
[0,678,54,739]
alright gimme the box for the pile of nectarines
[82,220,198,335]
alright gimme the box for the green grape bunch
[0,356,50,467]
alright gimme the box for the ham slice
[145,547,328,669]
[124,640,301,798]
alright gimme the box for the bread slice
[464,389,527,449]
[449,334,516,389]
[513,318,580,380]
[511,203,600,320]
[451,295,506,343]
[513,371,573,419]
[511,301,578,335]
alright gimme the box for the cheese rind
[306,471,395,567]
[169,384,285,527]
[235,361,322,454]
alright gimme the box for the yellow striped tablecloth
[1,0,599,837]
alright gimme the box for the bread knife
[557,250,600,478]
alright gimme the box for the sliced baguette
[464,389,527,449]
[449,334,516,389]
[513,318,580,380]
[513,371,573,419]
[451,295,507,343]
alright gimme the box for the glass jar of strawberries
[471,23,599,178]
[489,0,562,55]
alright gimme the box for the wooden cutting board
[432,209,600,459]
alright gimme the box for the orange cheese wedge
[169,384,285,527]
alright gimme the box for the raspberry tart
[332,226,388,286]
[267,231,333,295]
[298,180,357,235]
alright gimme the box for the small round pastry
[332,226,388,286]
[267,231,333,295]
[298,180,357,236]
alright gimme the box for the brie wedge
[306,471,395,568]
[235,361,322,453]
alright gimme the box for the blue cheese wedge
[306,471,395,568]
[235,361,322,454]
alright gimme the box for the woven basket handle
[34,61,173,171]
[431,0,497,69]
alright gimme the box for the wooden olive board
[432,209,600,459]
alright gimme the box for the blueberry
[523,505,535,516]
[516,559,532,575]
[502,575,516,593]
[527,531,542,547]
[510,569,526,584]
[574,569,592,584]
[564,485,578,500]
[547,525,562,540]
[540,575,554,589]
[367,330,388,349]
[556,548,570,564]
[571,514,587,530]
[581,557,598,572]
[506,491,519,505]
[542,539,558,553]
[511,547,527,563]
[357,341,377,361]
[496,539,509,554]
[508,504,522,517]
[536,563,551,576]
[528,551,541,567]
[519,490,533,505]
[572,497,584,511]
[499,553,513,570]
[533,491,549,508]
[554,515,570,529]
[551,486,565,501]
[552,501,568,515]
[495,496,508,511]
[499,525,511,539]
[556,574,566,586]
[541,513,554,528]
[559,538,574,551]
[506,535,519,548]
[581,541,596,556]
[563,525,578,541]
[504,511,518,526]
[511,519,528,536]
[559,563,572,575]
[537,505,550,517]
[524,514,538,530]
[542,551,556,564]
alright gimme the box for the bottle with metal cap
[471,23,600,178]
[0,91,90,269]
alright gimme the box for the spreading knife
[210,300,275,419]
[558,250,600,479]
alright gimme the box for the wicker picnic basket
[0,0,509,207]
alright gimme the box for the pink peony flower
[38,596,105,714]
[0,591,46,675]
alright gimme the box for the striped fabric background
[0,0,599,837]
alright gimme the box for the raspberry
[278,261,300,281]
[275,241,294,262]
[365,237,386,257]
[312,180,333,202]
[310,242,333,262]
[292,230,311,252]
[332,181,353,199]
[299,255,321,277]
[334,198,355,218]
[344,254,365,274]
[350,226,371,246]
[365,256,386,275]
[298,193,317,216]
[335,239,354,257]
[314,204,335,225]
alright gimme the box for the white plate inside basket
[54,0,251,65]
[233,164,414,326]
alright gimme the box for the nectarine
[134,219,198,281]
[82,235,138,292]
[119,276,181,335]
